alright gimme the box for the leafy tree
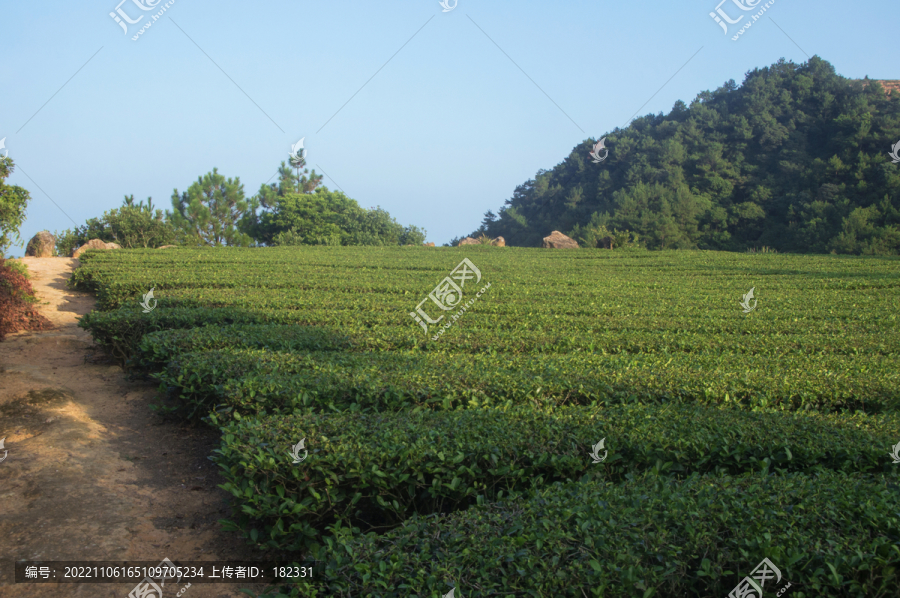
[244,152,425,246]
[286,148,323,195]
[169,168,252,246]
[261,188,362,245]
[570,212,643,249]
[53,229,80,257]
[399,225,427,246]
[104,196,176,248]
[257,188,427,247]
[244,158,325,243]
[350,206,425,246]
[54,195,176,254]
[829,199,900,254]
[271,228,306,247]
[465,56,900,254]
[0,156,32,256]
[256,161,324,209]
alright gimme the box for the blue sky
[2,0,895,254]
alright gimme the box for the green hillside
[469,56,900,254]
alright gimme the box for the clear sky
[2,0,895,254]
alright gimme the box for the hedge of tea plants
[152,346,899,421]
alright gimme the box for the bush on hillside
[0,259,52,340]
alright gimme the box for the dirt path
[0,258,273,598]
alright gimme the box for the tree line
[2,149,425,256]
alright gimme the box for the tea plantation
[71,246,900,597]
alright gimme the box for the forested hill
[468,56,900,254]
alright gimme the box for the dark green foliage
[77,306,266,365]
[54,195,176,252]
[254,161,324,207]
[0,156,32,255]
[250,187,427,247]
[258,470,900,597]
[569,211,644,249]
[213,404,899,553]
[53,228,80,258]
[169,168,253,247]
[137,324,352,370]
[472,58,900,254]
[259,189,363,246]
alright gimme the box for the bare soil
[0,258,275,598]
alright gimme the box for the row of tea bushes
[212,404,900,553]
[137,324,353,370]
[77,291,899,360]
[255,469,900,597]
[156,346,900,419]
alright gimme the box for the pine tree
[168,168,252,246]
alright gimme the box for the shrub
[0,258,52,340]
[272,228,305,246]
[5,258,29,279]
[53,229,80,257]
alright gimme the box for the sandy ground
[0,258,278,598]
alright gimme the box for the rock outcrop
[424,242,435,247]
[72,239,121,259]
[158,245,177,249]
[25,231,55,257]
[542,231,579,249]
[458,237,479,246]
[491,236,506,247]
